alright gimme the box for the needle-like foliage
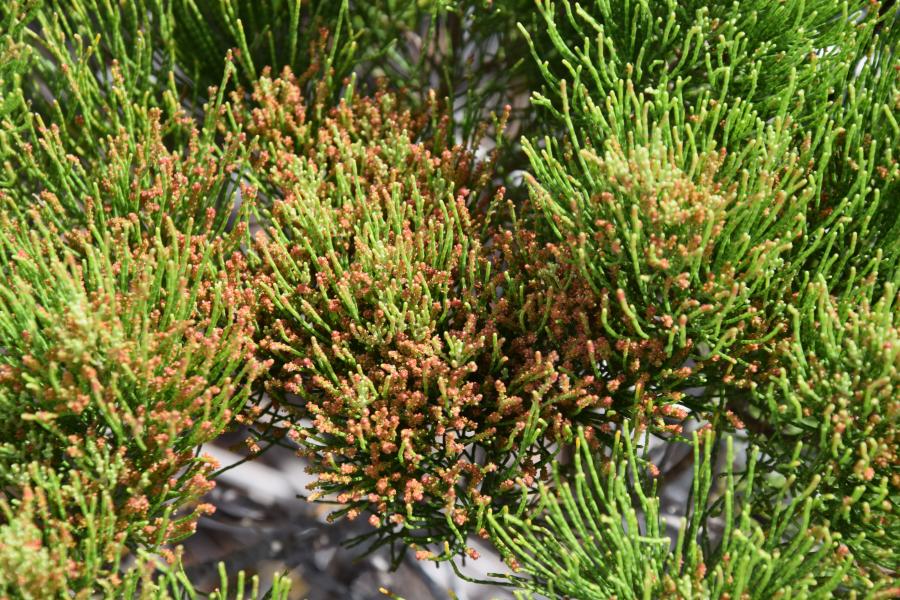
[241,70,587,563]
[0,451,292,599]
[0,0,897,596]
[749,278,899,586]
[0,203,265,540]
[489,425,859,599]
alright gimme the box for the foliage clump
[490,425,854,599]
[0,0,897,597]
[240,69,587,561]
[750,279,899,577]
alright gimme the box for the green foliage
[522,0,899,285]
[0,456,292,598]
[163,0,538,143]
[750,278,899,582]
[500,0,899,592]
[1,453,143,597]
[4,0,181,155]
[167,0,357,91]
[0,1,35,122]
[512,94,808,429]
[507,0,899,437]
[522,0,888,126]
[0,0,898,596]
[0,205,265,545]
[357,0,544,143]
[489,425,857,599]
[242,71,572,562]
[0,0,248,235]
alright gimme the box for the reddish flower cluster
[503,134,793,440]
[0,209,265,551]
[240,70,600,559]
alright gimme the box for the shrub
[0,0,897,596]
[242,70,589,561]
[0,205,264,544]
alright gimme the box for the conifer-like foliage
[490,426,853,599]
[0,0,897,597]
[750,279,899,577]
[241,70,596,562]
